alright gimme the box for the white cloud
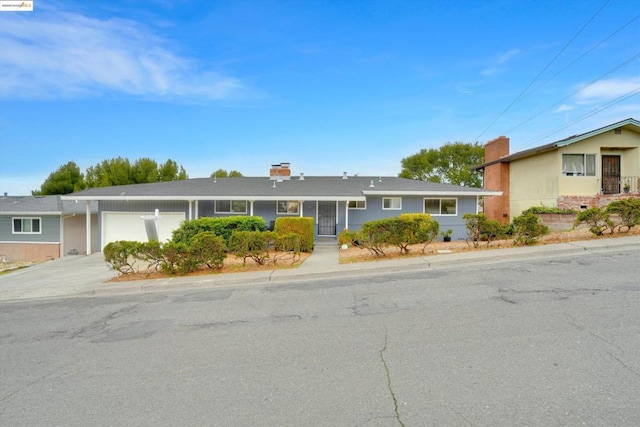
[555,104,574,112]
[575,77,640,102]
[497,49,520,64]
[0,8,244,101]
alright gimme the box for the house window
[424,198,458,215]
[562,154,596,176]
[277,201,300,214]
[348,200,366,209]
[13,217,41,234]
[383,197,402,210]
[215,200,247,214]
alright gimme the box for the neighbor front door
[602,155,621,194]
[317,201,336,236]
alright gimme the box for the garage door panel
[102,212,185,249]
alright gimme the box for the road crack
[380,329,405,427]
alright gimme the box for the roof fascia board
[362,190,502,196]
[555,118,640,147]
[61,195,366,202]
[0,211,63,215]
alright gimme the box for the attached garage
[101,212,186,249]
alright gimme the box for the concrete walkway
[1,235,640,302]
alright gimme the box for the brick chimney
[269,163,291,180]
[483,136,510,224]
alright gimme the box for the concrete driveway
[0,254,113,301]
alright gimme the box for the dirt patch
[107,251,311,282]
[338,226,640,264]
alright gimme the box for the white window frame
[424,198,458,216]
[214,200,248,214]
[348,200,366,210]
[12,217,42,234]
[277,201,300,215]
[382,197,402,210]
[562,154,596,177]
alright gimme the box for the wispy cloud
[481,49,521,76]
[555,104,574,112]
[0,8,244,101]
[575,77,640,102]
[497,49,520,64]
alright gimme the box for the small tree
[574,207,613,236]
[605,198,640,233]
[190,232,227,270]
[463,213,505,247]
[228,231,276,265]
[511,212,549,245]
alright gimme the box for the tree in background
[32,161,85,195]
[210,169,243,178]
[399,142,484,187]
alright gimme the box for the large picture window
[382,197,402,210]
[13,217,41,234]
[562,154,596,176]
[215,200,247,214]
[277,201,300,214]
[424,198,457,215]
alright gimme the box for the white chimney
[342,172,348,180]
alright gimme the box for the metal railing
[621,176,640,193]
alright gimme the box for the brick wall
[0,243,60,263]
[558,193,640,210]
[483,136,511,224]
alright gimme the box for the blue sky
[1,0,639,195]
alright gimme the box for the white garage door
[102,212,186,249]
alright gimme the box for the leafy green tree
[84,157,188,188]
[211,169,243,178]
[33,161,85,195]
[399,142,484,187]
[132,158,160,183]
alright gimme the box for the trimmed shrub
[463,213,506,247]
[523,206,578,215]
[228,231,276,265]
[103,240,142,275]
[356,218,392,256]
[273,217,314,252]
[160,241,199,275]
[605,198,640,232]
[511,212,549,245]
[273,233,301,265]
[171,216,266,245]
[190,232,227,270]
[137,240,164,273]
[400,213,440,253]
[338,229,357,246]
[574,207,613,236]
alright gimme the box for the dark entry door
[317,201,336,235]
[602,155,621,194]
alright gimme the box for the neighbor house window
[382,197,402,210]
[277,201,300,214]
[13,217,41,234]
[562,154,596,176]
[424,198,457,215]
[215,200,247,214]
[348,200,366,209]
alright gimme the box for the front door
[602,155,621,194]
[317,201,336,236]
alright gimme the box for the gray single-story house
[0,195,98,263]
[61,163,501,253]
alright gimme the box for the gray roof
[476,117,640,170]
[0,195,98,214]
[61,176,501,201]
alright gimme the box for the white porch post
[250,200,254,216]
[299,200,304,217]
[195,200,199,219]
[345,201,349,231]
[188,200,193,220]
[335,201,339,225]
[85,201,92,255]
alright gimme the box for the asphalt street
[1,246,639,426]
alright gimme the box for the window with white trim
[424,198,457,215]
[348,200,366,209]
[215,200,247,214]
[13,217,41,234]
[277,201,300,214]
[382,197,402,210]
[562,154,596,176]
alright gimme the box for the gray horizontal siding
[101,200,190,215]
[0,215,60,243]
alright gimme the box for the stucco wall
[510,150,559,217]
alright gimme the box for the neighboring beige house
[476,118,640,223]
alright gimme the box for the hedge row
[574,198,640,235]
[171,216,267,245]
[339,213,439,257]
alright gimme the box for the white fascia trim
[62,196,366,202]
[362,190,503,196]
[1,212,62,215]
[0,241,60,244]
